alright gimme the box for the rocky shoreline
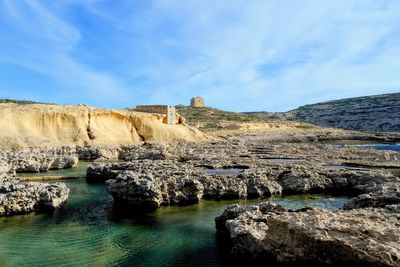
[0,128,398,266]
[82,132,400,266]
[0,145,138,175]
[85,135,400,210]
[0,143,186,216]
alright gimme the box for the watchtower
[190,97,204,107]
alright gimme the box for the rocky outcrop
[105,162,282,210]
[209,133,400,266]
[289,92,400,132]
[0,103,207,148]
[0,174,69,216]
[0,147,78,173]
[90,138,400,209]
[344,185,400,210]
[86,162,128,182]
[77,146,122,161]
[107,171,205,210]
[216,202,400,266]
[0,161,13,174]
[277,167,399,195]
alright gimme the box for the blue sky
[0,0,399,111]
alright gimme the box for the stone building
[134,105,176,125]
[190,97,205,107]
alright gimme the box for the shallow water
[331,142,400,152]
[0,178,348,267]
[364,144,400,152]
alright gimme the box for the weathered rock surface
[289,92,400,132]
[77,146,122,161]
[0,174,69,216]
[0,103,207,148]
[107,171,206,210]
[344,185,400,210]
[0,147,78,173]
[88,137,400,209]
[0,161,13,174]
[216,202,400,266]
[104,161,282,210]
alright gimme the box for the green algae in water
[0,179,348,267]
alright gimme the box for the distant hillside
[288,93,400,132]
[0,99,53,105]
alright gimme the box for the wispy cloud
[0,0,131,106]
[0,0,399,110]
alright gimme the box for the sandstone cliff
[0,103,206,148]
[288,92,400,132]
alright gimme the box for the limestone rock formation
[77,146,122,161]
[104,165,282,210]
[0,103,207,148]
[0,174,69,216]
[106,171,205,210]
[85,136,400,210]
[344,185,400,210]
[277,167,398,195]
[0,161,12,174]
[216,202,400,266]
[0,147,78,173]
[86,162,130,182]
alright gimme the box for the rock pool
[0,176,347,266]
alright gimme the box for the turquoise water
[365,144,400,152]
[0,178,348,267]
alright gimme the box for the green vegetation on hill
[243,111,287,120]
[0,99,53,105]
[175,106,278,131]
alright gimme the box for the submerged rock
[0,174,69,216]
[216,202,400,267]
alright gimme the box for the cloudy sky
[0,0,399,111]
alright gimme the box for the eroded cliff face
[0,104,207,148]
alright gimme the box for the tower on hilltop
[190,97,205,107]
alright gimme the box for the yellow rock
[0,103,207,148]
